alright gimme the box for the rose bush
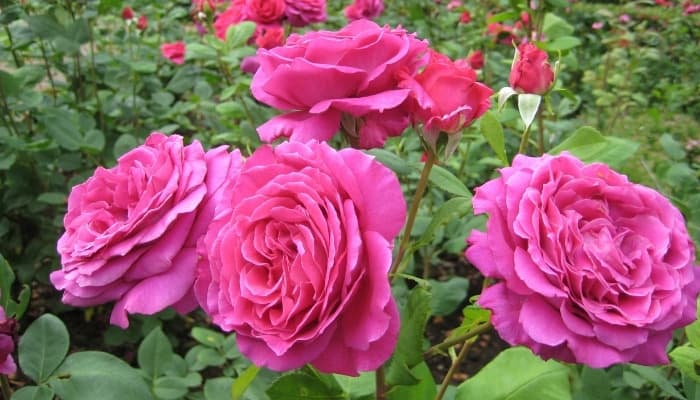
[195,140,405,375]
[466,152,700,368]
[0,306,16,375]
[508,43,555,95]
[52,133,244,328]
[251,19,428,149]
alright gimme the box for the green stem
[0,87,19,136]
[236,94,256,129]
[518,122,532,155]
[375,366,386,400]
[87,20,104,132]
[389,150,436,278]
[425,322,492,356]
[3,26,22,68]
[38,40,57,104]
[536,107,545,154]
[1,375,12,400]
[434,340,473,400]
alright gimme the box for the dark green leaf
[628,365,685,400]
[232,364,260,400]
[429,165,472,198]
[549,126,640,169]
[38,108,82,151]
[480,111,508,165]
[205,377,234,400]
[191,327,225,348]
[386,286,431,386]
[227,21,257,48]
[10,385,54,400]
[18,314,70,383]
[456,347,571,400]
[138,326,173,379]
[36,193,66,205]
[386,362,437,400]
[429,277,470,316]
[153,376,189,400]
[49,351,153,400]
[266,372,344,400]
[113,134,140,159]
[366,149,416,175]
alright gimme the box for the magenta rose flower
[465,152,700,367]
[344,0,384,21]
[52,133,244,328]
[251,20,428,149]
[195,140,405,375]
[0,306,17,375]
[246,0,286,24]
[399,50,492,148]
[160,41,186,65]
[508,43,554,95]
[284,0,326,26]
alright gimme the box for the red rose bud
[459,10,471,23]
[136,15,148,30]
[508,43,554,95]
[160,41,186,65]
[466,50,484,69]
[121,6,134,20]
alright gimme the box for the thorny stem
[3,26,22,68]
[1,375,12,400]
[518,121,532,155]
[425,322,492,357]
[434,339,473,400]
[375,366,386,400]
[389,150,436,278]
[38,40,57,104]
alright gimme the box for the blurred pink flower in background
[161,41,186,64]
[344,0,383,21]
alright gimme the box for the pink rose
[592,21,604,30]
[465,153,700,368]
[508,43,554,95]
[161,41,186,65]
[0,306,16,375]
[52,133,244,328]
[246,0,285,24]
[254,24,285,49]
[214,0,248,40]
[459,11,472,24]
[195,140,405,375]
[251,20,428,149]
[400,51,492,137]
[284,0,326,26]
[344,0,384,21]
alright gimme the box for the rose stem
[434,339,473,400]
[1,375,12,400]
[536,107,545,154]
[389,150,436,278]
[424,322,492,357]
[375,366,386,400]
[518,120,533,155]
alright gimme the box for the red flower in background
[466,50,484,69]
[136,15,148,30]
[247,0,286,24]
[344,0,383,21]
[121,6,134,20]
[459,11,471,23]
[255,25,285,49]
[214,0,248,40]
[161,41,186,64]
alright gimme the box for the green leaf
[113,134,140,159]
[82,129,105,153]
[266,372,344,400]
[18,314,70,383]
[36,192,66,205]
[131,61,158,74]
[660,134,686,160]
[670,345,700,383]
[25,14,66,41]
[628,365,685,400]
[38,108,82,151]
[138,326,173,379]
[429,277,470,316]
[573,367,612,400]
[386,362,437,400]
[455,347,571,400]
[232,364,260,400]
[334,372,375,399]
[386,286,431,386]
[0,69,22,98]
[0,152,16,170]
[549,126,640,169]
[543,13,574,38]
[205,377,234,400]
[227,21,257,48]
[445,305,491,344]
[517,94,541,130]
[185,43,218,61]
[191,327,225,348]
[366,149,416,175]
[544,36,581,51]
[0,254,14,309]
[10,385,55,400]
[49,351,153,400]
[429,165,472,198]
[153,376,189,400]
[687,309,700,349]
[480,111,508,165]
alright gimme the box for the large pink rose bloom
[195,140,405,375]
[52,133,244,328]
[466,153,700,368]
[0,306,17,375]
[284,0,326,26]
[251,20,428,149]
